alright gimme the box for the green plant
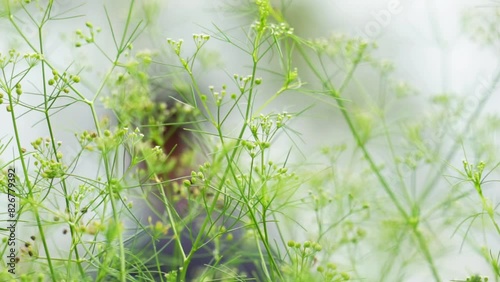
[0,1,499,281]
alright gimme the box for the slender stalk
[295,42,442,281]
[6,1,87,279]
[6,90,57,281]
[419,68,500,204]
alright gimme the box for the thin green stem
[295,42,442,281]
[158,177,187,262]
[420,68,500,204]
[104,155,127,281]
[6,1,87,279]
[6,90,57,281]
